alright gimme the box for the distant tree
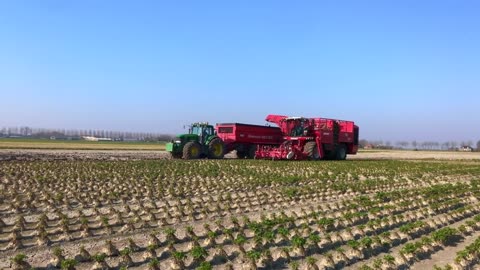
[441,142,448,150]
[420,142,427,150]
[411,141,417,149]
[448,141,458,150]
[358,139,368,148]
[424,141,437,150]
[477,140,480,151]
[370,140,383,147]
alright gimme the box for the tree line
[0,126,174,142]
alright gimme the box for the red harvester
[255,114,359,160]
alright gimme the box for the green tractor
[166,122,225,159]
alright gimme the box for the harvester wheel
[247,145,257,159]
[324,144,336,160]
[335,144,347,160]
[304,141,320,160]
[325,151,335,160]
[183,142,201,159]
[208,138,225,159]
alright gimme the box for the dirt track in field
[0,149,171,161]
[0,149,478,161]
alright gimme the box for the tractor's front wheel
[183,142,201,159]
[208,138,225,159]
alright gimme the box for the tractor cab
[190,123,215,144]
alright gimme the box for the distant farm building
[460,146,473,152]
[82,136,112,142]
[364,144,374,149]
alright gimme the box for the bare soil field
[0,149,171,161]
[0,149,478,162]
[352,150,480,161]
[1,150,480,269]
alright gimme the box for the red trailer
[255,115,359,160]
[215,123,283,158]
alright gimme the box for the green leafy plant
[53,247,64,258]
[234,234,247,246]
[383,254,395,265]
[10,254,27,264]
[431,227,458,244]
[172,251,186,262]
[291,235,306,248]
[60,259,78,270]
[191,245,208,262]
[289,260,300,270]
[246,250,261,263]
[148,258,160,269]
[93,253,107,262]
[306,256,317,265]
[196,261,213,270]
[347,240,360,250]
[401,242,420,255]
[120,248,131,256]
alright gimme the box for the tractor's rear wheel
[183,142,201,159]
[208,138,225,159]
[336,144,347,160]
[304,141,320,160]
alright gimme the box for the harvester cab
[166,122,225,159]
[284,117,310,137]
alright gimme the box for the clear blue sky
[1,0,479,142]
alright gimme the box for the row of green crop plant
[1,180,474,253]
[360,214,480,270]
[6,198,480,269]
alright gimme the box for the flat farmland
[2,153,480,269]
[0,139,165,151]
[351,150,480,161]
[0,149,479,162]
